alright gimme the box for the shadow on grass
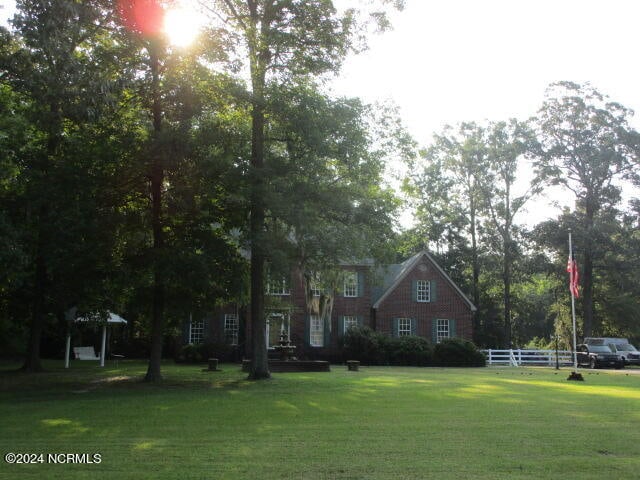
[3,361,640,403]
[0,360,259,399]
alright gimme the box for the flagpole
[567,230,583,381]
[568,230,578,371]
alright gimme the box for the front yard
[1,360,639,479]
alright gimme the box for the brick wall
[374,257,473,342]
[190,254,474,360]
[290,265,372,360]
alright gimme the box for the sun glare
[164,3,202,47]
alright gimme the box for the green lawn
[1,360,639,479]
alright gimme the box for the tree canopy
[1,2,639,373]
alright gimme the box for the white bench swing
[64,311,128,368]
[73,346,100,361]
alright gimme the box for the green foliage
[343,326,434,367]
[533,81,640,337]
[510,273,559,347]
[0,316,27,358]
[265,84,402,273]
[4,0,640,370]
[387,335,433,366]
[404,82,640,349]
[176,344,203,363]
[175,342,236,364]
[342,326,389,365]
[403,122,487,258]
[524,336,555,350]
[432,338,486,367]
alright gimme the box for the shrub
[432,338,486,367]
[176,344,204,363]
[343,327,434,366]
[342,326,389,365]
[176,341,238,363]
[388,336,433,366]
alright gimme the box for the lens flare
[118,0,164,36]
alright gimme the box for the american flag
[566,256,579,298]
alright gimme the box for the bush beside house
[343,326,484,367]
[432,338,486,367]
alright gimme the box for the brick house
[181,251,476,360]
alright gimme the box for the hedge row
[342,326,486,367]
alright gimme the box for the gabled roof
[372,251,477,312]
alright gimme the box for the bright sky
[3,0,639,225]
[331,0,640,146]
[329,0,640,226]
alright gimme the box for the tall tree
[114,0,170,382]
[116,0,250,381]
[482,119,539,347]
[404,122,489,339]
[532,204,640,344]
[264,85,402,340]
[202,0,403,379]
[534,81,640,337]
[1,0,128,370]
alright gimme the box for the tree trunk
[145,158,164,382]
[503,239,512,348]
[248,148,270,378]
[503,185,512,348]
[581,196,596,338]
[246,4,271,380]
[247,78,270,380]
[581,207,594,338]
[22,102,60,372]
[469,194,480,342]
[582,251,594,337]
[145,41,164,382]
[249,249,269,380]
[22,251,46,372]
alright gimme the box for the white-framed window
[310,282,322,297]
[309,315,324,347]
[189,319,205,344]
[224,314,239,346]
[343,316,359,333]
[307,272,322,296]
[436,319,450,343]
[417,280,430,302]
[344,271,358,297]
[267,277,290,296]
[398,318,412,337]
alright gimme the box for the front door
[266,312,290,349]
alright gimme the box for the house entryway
[266,312,290,349]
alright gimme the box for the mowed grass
[1,361,640,480]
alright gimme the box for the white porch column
[100,324,107,367]
[64,333,71,368]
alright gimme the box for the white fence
[482,349,574,367]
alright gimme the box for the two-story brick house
[181,251,476,360]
